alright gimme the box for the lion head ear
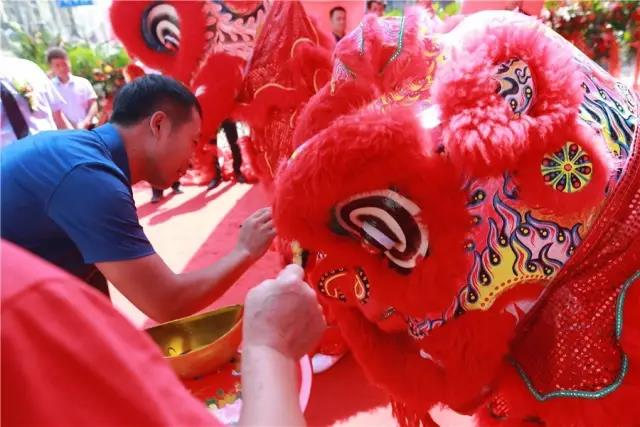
[431,22,584,178]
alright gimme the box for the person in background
[1,241,325,427]
[0,56,71,146]
[366,0,385,16]
[47,47,99,130]
[329,6,347,42]
[151,180,183,203]
[1,75,275,323]
[208,119,246,190]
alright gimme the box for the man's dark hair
[366,0,383,10]
[330,6,346,18]
[46,47,68,64]
[110,74,202,127]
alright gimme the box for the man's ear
[149,111,169,137]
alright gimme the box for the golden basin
[146,305,243,379]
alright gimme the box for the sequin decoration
[353,268,371,304]
[541,142,593,193]
[405,174,587,338]
[494,58,535,115]
[512,270,638,401]
[317,268,348,302]
[315,266,371,305]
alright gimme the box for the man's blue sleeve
[47,163,155,264]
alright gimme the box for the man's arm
[41,71,71,129]
[239,265,326,426]
[48,165,275,322]
[96,209,273,322]
[77,79,98,129]
[52,110,72,129]
[77,99,98,129]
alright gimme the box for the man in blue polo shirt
[1,75,276,322]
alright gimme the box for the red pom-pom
[432,21,584,177]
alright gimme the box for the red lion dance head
[274,9,640,427]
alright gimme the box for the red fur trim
[331,305,446,413]
[109,0,206,84]
[274,105,470,315]
[437,14,465,34]
[514,120,616,217]
[423,309,517,412]
[391,401,438,427]
[332,304,517,416]
[193,54,244,142]
[432,21,583,177]
[291,80,381,149]
[334,14,386,87]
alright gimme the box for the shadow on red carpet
[137,190,179,220]
[175,184,390,426]
[146,183,235,226]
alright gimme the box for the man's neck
[58,74,71,83]
[114,123,145,184]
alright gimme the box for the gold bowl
[146,305,243,379]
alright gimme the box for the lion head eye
[331,189,429,274]
[142,2,180,53]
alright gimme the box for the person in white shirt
[47,47,99,129]
[0,56,71,147]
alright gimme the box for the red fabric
[235,0,333,183]
[1,241,219,427]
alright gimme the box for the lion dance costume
[112,3,639,426]
[274,8,639,427]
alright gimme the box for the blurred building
[0,0,112,46]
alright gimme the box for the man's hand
[243,264,326,360]
[235,207,276,262]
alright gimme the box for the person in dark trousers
[151,181,182,203]
[208,119,246,190]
